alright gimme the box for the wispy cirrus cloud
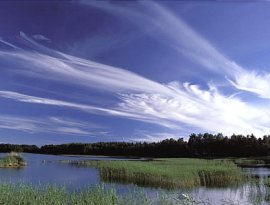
[0,115,106,136]
[139,1,270,100]
[1,82,270,137]
[0,90,178,129]
[1,1,270,141]
[82,1,270,100]
[81,1,240,74]
[118,82,270,137]
[229,70,270,99]
[32,34,51,42]
[0,33,170,95]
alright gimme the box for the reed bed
[70,158,245,189]
[0,153,26,168]
[0,183,198,205]
[233,158,266,167]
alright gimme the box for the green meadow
[69,158,245,189]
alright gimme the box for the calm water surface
[0,153,269,204]
[0,153,127,189]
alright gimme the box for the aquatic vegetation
[233,158,267,168]
[0,152,26,168]
[70,158,245,189]
[0,183,203,205]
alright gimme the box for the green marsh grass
[0,183,200,205]
[0,152,26,168]
[69,158,245,189]
[233,158,266,167]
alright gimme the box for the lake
[0,153,269,205]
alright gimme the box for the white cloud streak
[32,34,51,42]
[0,115,106,136]
[1,82,270,137]
[229,70,270,99]
[1,2,270,139]
[118,82,270,137]
[139,1,270,100]
[0,90,178,129]
[82,1,270,100]
[144,2,270,100]
[81,1,240,74]
[0,41,170,95]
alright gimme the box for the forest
[1,133,270,157]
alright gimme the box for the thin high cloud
[0,90,178,129]
[83,1,270,99]
[118,82,270,137]
[2,85,270,137]
[1,75,270,137]
[81,1,240,74]
[144,2,270,99]
[229,70,270,99]
[0,32,270,137]
[0,32,170,95]
[0,115,106,136]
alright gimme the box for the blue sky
[1,1,270,145]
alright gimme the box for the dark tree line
[1,133,270,157]
[0,144,39,153]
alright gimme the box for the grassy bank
[0,183,198,205]
[0,153,26,168]
[69,158,245,189]
[233,157,270,168]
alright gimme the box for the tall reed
[0,183,198,205]
[70,158,245,189]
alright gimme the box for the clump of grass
[0,152,26,168]
[70,158,245,189]
[233,158,266,167]
[263,177,270,187]
[0,183,200,205]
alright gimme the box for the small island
[0,153,26,168]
